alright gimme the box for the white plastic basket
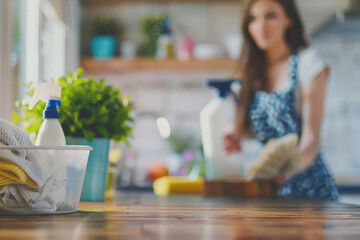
[0,145,92,215]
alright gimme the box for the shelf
[81,57,236,74]
[82,0,243,4]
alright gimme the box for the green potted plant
[13,68,133,202]
[91,17,118,59]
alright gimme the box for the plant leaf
[82,129,95,142]
[11,111,22,124]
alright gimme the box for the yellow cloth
[0,157,38,188]
[153,176,204,196]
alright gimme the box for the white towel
[0,118,66,214]
[0,118,36,160]
[0,177,67,214]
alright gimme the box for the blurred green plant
[166,128,205,178]
[93,17,118,36]
[13,68,133,143]
[140,15,165,56]
[167,128,196,154]
[186,157,206,178]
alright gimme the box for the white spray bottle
[200,79,243,180]
[29,82,66,146]
[29,82,66,203]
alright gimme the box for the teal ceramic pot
[66,138,111,202]
[91,35,116,60]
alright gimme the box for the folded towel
[0,118,37,161]
[0,118,46,187]
[0,118,66,213]
[246,134,305,181]
[0,157,38,187]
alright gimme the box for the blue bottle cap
[43,100,61,119]
[206,79,242,105]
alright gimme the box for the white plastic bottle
[35,103,66,146]
[200,80,243,179]
[29,82,65,145]
[156,17,174,60]
[29,82,66,202]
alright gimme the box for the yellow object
[105,167,118,200]
[0,157,38,187]
[109,149,122,165]
[153,176,204,196]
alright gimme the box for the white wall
[313,19,360,177]
[81,2,241,56]
[296,0,348,37]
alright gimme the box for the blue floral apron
[249,54,339,201]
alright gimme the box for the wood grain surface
[204,179,278,197]
[1,192,360,239]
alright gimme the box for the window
[0,0,79,121]
[0,0,18,121]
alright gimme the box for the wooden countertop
[1,192,360,239]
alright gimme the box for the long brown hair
[237,0,308,136]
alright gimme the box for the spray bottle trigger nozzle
[206,79,242,106]
[28,82,61,110]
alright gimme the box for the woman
[224,0,339,201]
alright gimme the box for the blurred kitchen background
[1,0,360,193]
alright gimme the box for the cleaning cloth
[0,118,46,187]
[246,134,305,181]
[0,177,67,214]
[0,118,66,213]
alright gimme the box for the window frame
[0,0,15,121]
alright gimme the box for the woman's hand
[272,172,296,187]
[272,161,306,187]
[223,132,241,155]
[272,170,298,187]
[272,175,287,187]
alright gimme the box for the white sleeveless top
[277,47,328,114]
